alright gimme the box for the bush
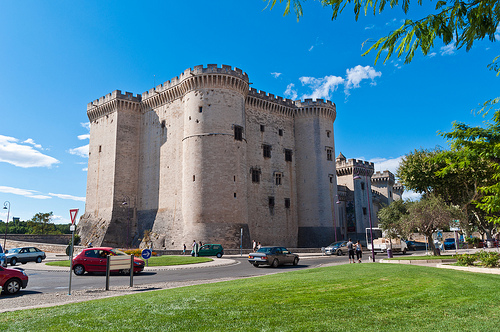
[477,250,500,268]
[455,253,477,266]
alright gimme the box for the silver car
[248,246,299,268]
[5,247,46,266]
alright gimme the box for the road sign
[141,248,152,260]
[69,209,79,225]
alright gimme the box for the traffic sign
[141,248,152,260]
[69,209,79,225]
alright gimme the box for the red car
[72,247,145,275]
[0,266,28,294]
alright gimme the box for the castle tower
[294,99,337,247]
[79,91,142,247]
[336,154,375,240]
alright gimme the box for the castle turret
[294,99,337,247]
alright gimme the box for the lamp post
[3,201,10,252]
[353,175,375,262]
[122,196,131,248]
[334,195,341,243]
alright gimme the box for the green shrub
[455,253,477,266]
[477,250,500,268]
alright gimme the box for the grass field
[46,255,212,267]
[1,263,499,331]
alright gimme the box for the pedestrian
[356,240,362,263]
[257,241,262,250]
[347,238,355,263]
[182,243,186,255]
[252,240,257,252]
[191,240,197,256]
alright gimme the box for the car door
[83,249,107,272]
[198,245,210,256]
[18,248,29,263]
[280,247,293,264]
[28,247,39,262]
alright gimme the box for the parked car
[405,241,428,251]
[323,241,349,256]
[0,244,5,266]
[192,244,224,258]
[5,247,46,266]
[248,246,299,267]
[0,266,28,294]
[72,247,145,275]
[444,238,456,250]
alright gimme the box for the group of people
[181,240,204,255]
[252,240,261,252]
[347,238,363,263]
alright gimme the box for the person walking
[347,238,355,263]
[355,240,363,263]
[257,242,262,250]
[252,240,257,252]
[182,243,186,255]
[191,240,198,256]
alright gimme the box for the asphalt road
[20,255,350,295]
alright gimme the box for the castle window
[390,191,392,197]
[193,175,195,182]
[234,193,237,198]
[263,144,272,158]
[251,169,261,183]
[326,130,331,138]
[363,207,367,215]
[275,172,282,185]
[329,174,334,183]
[99,145,102,153]
[234,125,243,141]
[260,125,265,132]
[199,106,203,113]
[268,196,275,207]
[279,129,283,136]
[285,149,293,162]
[284,198,290,209]
[326,148,332,161]
[361,182,365,190]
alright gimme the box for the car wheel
[10,257,17,266]
[36,256,43,263]
[120,269,130,275]
[403,248,407,255]
[336,250,342,256]
[216,253,222,258]
[4,278,21,294]
[293,257,299,266]
[73,264,85,276]
[253,263,259,268]
[271,259,279,268]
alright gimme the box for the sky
[0,1,498,224]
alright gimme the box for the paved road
[18,254,350,295]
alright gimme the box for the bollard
[387,248,393,258]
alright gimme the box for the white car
[5,247,46,266]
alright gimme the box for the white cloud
[344,65,382,95]
[0,135,59,168]
[495,26,500,41]
[300,75,344,100]
[284,83,298,100]
[69,145,89,158]
[308,45,314,51]
[428,52,437,58]
[386,18,397,26]
[365,25,375,30]
[49,193,86,202]
[369,156,403,175]
[78,134,90,140]
[51,214,71,224]
[81,122,91,131]
[402,190,421,201]
[440,44,456,56]
[23,138,42,149]
[271,72,282,79]
[0,186,51,199]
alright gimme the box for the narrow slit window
[284,198,290,209]
[234,125,243,141]
[263,144,272,158]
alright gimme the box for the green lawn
[2,264,499,331]
[46,255,212,267]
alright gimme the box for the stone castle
[78,64,401,249]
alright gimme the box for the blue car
[0,244,5,266]
[444,238,456,250]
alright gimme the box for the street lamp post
[353,175,375,262]
[3,201,10,252]
[122,196,131,248]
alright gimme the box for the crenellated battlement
[87,90,142,110]
[372,170,395,183]
[142,64,249,99]
[336,158,374,177]
[294,98,336,121]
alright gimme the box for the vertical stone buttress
[181,65,250,247]
[294,99,337,247]
[79,91,142,247]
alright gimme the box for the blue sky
[0,1,498,223]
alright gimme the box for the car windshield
[110,249,127,255]
[8,248,20,254]
[329,242,344,247]
[257,247,273,254]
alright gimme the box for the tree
[403,195,462,255]
[378,199,411,241]
[27,212,58,235]
[267,0,499,64]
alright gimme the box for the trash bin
[387,249,393,258]
[435,248,440,256]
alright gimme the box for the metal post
[68,228,75,295]
[3,201,10,252]
[240,228,243,257]
[130,254,134,287]
[105,257,110,291]
[366,180,375,262]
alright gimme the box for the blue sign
[141,248,152,260]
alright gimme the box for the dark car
[248,246,299,267]
[0,266,28,294]
[323,241,349,256]
[192,244,224,258]
[5,247,46,266]
[72,247,145,275]
[406,241,427,251]
[444,238,456,250]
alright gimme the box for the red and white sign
[69,209,79,225]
